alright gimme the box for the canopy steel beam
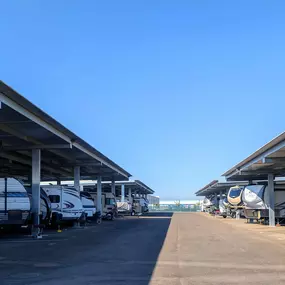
[3,144,72,151]
[263,157,285,164]
[0,94,71,143]
[240,170,285,175]
[0,124,77,162]
[0,151,72,176]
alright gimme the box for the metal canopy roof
[78,180,154,195]
[195,180,249,197]
[222,132,285,181]
[114,180,154,195]
[196,179,285,197]
[0,81,131,181]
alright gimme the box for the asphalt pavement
[1,213,285,284]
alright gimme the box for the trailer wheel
[108,213,114,221]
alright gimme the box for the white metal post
[121,184,125,202]
[32,149,41,237]
[128,188,132,202]
[111,179,115,195]
[74,166,80,193]
[268,173,275,227]
[97,176,102,213]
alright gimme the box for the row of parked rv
[0,178,150,230]
[202,182,285,223]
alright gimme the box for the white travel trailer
[25,187,52,225]
[80,191,96,218]
[202,197,213,212]
[227,186,245,207]
[0,178,30,227]
[42,186,84,224]
[242,184,285,221]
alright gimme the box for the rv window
[106,198,116,205]
[49,195,60,203]
[245,185,264,198]
[229,189,242,198]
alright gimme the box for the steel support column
[121,184,125,202]
[214,192,218,207]
[128,188,132,202]
[111,179,115,195]
[32,149,41,238]
[97,176,102,213]
[268,173,275,227]
[74,166,80,193]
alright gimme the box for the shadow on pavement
[144,211,174,217]
[0,215,173,285]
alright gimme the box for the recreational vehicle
[42,186,85,225]
[80,191,96,219]
[242,184,285,221]
[202,197,213,212]
[219,198,227,217]
[133,197,149,214]
[226,186,246,218]
[86,191,117,220]
[117,201,134,215]
[117,197,149,216]
[227,186,244,207]
[0,178,30,227]
[26,187,52,225]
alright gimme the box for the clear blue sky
[1,1,285,200]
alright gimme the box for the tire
[96,218,102,225]
[108,213,114,221]
[223,215,227,219]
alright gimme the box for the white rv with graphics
[0,178,30,227]
[80,191,96,218]
[242,184,285,220]
[42,186,84,224]
[227,186,245,207]
[25,187,52,225]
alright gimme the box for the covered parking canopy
[80,180,154,200]
[195,180,249,197]
[223,132,285,182]
[114,180,154,197]
[0,81,131,182]
[0,81,131,236]
[222,132,285,226]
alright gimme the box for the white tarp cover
[117,202,132,212]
